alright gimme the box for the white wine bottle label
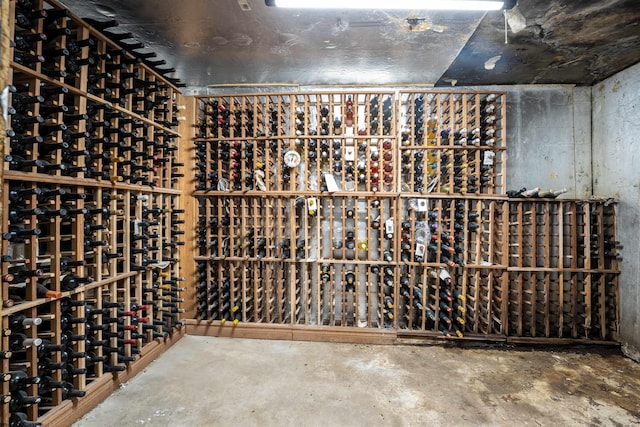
[415,242,426,258]
[483,151,495,166]
[344,146,355,161]
[439,267,452,281]
[8,242,26,261]
[132,219,141,235]
[426,175,440,193]
[415,222,428,258]
[384,218,394,237]
[307,197,318,216]
[323,173,340,193]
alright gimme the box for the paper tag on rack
[1,86,10,123]
[426,175,440,193]
[414,222,428,258]
[323,173,340,193]
[384,218,394,237]
[416,199,428,212]
[344,146,355,162]
[133,219,141,235]
[483,151,495,166]
[415,242,426,258]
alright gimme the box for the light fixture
[265,0,505,10]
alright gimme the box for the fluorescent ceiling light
[266,0,505,10]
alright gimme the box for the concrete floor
[74,335,640,427]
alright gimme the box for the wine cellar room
[1,0,640,425]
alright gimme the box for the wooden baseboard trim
[39,327,185,427]
[505,336,620,346]
[184,320,397,345]
[291,325,397,344]
[184,320,620,347]
[185,320,295,341]
[396,330,508,343]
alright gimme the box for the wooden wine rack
[1,1,186,425]
[189,90,619,346]
[507,200,619,341]
[0,0,623,425]
[398,91,506,196]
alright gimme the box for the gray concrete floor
[73,335,640,427]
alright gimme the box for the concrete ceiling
[438,0,640,86]
[59,0,640,91]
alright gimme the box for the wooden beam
[184,319,397,345]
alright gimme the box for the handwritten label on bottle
[483,151,495,166]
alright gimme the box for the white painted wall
[592,62,640,361]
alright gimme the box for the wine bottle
[37,375,65,393]
[438,310,452,326]
[43,46,71,60]
[60,274,94,291]
[13,32,47,51]
[41,381,85,401]
[60,206,88,221]
[9,283,62,300]
[11,113,44,128]
[65,56,95,75]
[10,412,42,427]
[38,121,68,136]
[521,187,540,198]
[65,37,96,54]
[8,371,40,391]
[506,187,526,198]
[41,6,71,24]
[102,364,126,373]
[10,389,41,412]
[10,333,42,351]
[59,315,86,331]
[35,340,65,356]
[60,331,85,345]
[13,51,45,66]
[60,363,87,378]
[9,133,44,147]
[84,322,108,333]
[537,188,568,198]
[35,207,67,221]
[36,160,70,173]
[436,321,451,337]
[36,188,65,202]
[59,257,86,271]
[15,7,48,27]
[39,103,69,116]
[9,314,42,331]
[43,26,72,40]
[451,323,464,338]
